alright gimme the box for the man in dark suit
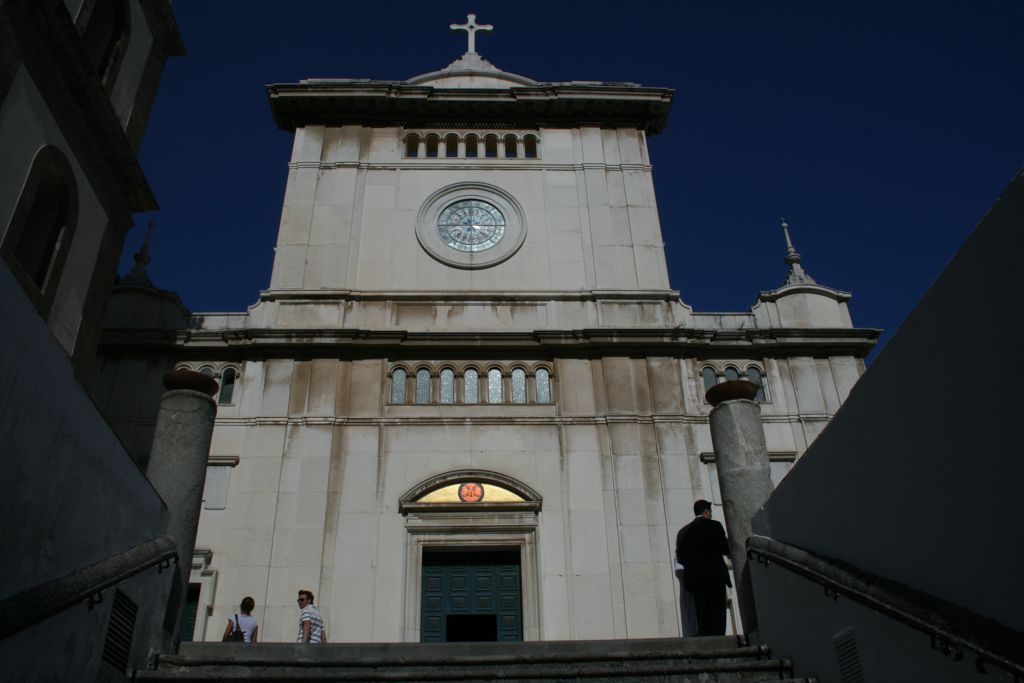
[675,499,731,635]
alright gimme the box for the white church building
[93,16,878,645]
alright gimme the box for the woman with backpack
[222,596,259,642]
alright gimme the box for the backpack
[229,615,245,642]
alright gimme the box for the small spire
[121,216,155,286]
[780,217,816,286]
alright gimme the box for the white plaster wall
[267,124,671,300]
[0,69,109,356]
[109,0,155,129]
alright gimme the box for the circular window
[437,199,506,252]
[415,183,526,269]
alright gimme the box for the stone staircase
[136,636,813,682]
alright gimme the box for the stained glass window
[488,368,502,403]
[511,368,526,403]
[464,368,479,403]
[535,368,551,403]
[391,368,406,403]
[440,368,455,403]
[415,368,430,404]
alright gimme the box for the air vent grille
[101,589,138,672]
[833,626,865,683]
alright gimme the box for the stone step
[138,637,798,682]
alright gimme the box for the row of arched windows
[701,364,768,402]
[404,133,540,159]
[390,364,553,405]
[175,364,240,405]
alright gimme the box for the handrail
[748,535,1024,679]
[0,536,178,640]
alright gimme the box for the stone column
[146,370,218,648]
[706,380,774,634]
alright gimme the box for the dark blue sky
[128,1,1024,357]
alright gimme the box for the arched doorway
[399,470,541,642]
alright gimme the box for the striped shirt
[297,604,324,643]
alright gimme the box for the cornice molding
[98,324,880,358]
[267,81,674,135]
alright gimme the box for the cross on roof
[450,13,492,54]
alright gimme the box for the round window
[415,183,526,269]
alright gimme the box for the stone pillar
[706,380,774,634]
[146,370,218,648]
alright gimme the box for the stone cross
[450,14,493,54]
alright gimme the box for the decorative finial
[121,216,156,286]
[134,216,155,266]
[780,217,816,286]
[450,13,493,55]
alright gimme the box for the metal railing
[0,536,177,640]
[748,534,1024,680]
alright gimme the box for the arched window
[391,368,407,403]
[198,366,214,377]
[415,368,431,403]
[405,134,420,157]
[484,134,498,158]
[425,134,440,158]
[746,367,767,402]
[218,367,237,404]
[487,368,502,403]
[701,367,718,392]
[465,134,478,158]
[511,368,526,403]
[2,146,78,309]
[724,366,740,382]
[504,134,518,158]
[523,135,539,159]
[445,134,459,158]
[464,368,479,403]
[439,368,455,403]
[81,0,130,87]
[535,368,551,403]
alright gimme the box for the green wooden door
[421,549,522,642]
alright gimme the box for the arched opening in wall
[425,134,440,158]
[523,135,538,159]
[218,367,237,404]
[405,134,420,157]
[701,367,718,393]
[723,366,740,382]
[399,470,542,643]
[465,134,478,158]
[484,134,498,158]
[415,368,431,404]
[390,367,408,403]
[487,368,502,403]
[503,134,518,158]
[746,366,767,402]
[2,145,79,315]
[439,368,455,403]
[463,368,479,403]
[445,134,459,158]
[511,368,526,403]
[81,0,130,87]
[534,367,551,403]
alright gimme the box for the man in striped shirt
[296,590,325,643]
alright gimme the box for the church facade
[95,18,877,644]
